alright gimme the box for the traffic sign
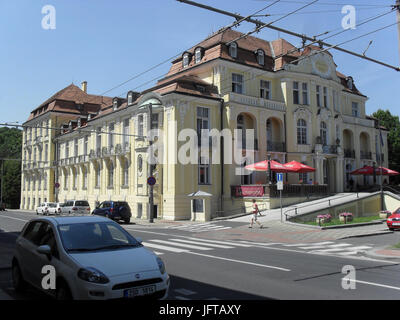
[147,176,156,186]
[277,181,283,191]
[277,173,283,182]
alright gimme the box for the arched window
[320,121,327,145]
[229,42,237,58]
[297,119,307,145]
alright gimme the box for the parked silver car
[36,202,57,215]
[63,200,91,215]
[48,203,65,215]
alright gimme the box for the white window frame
[198,157,210,185]
[232,73,243,94]
[352,102,359,117]
[316,85,321,107]
[302,82,308,105]
[260,80,271,99]
[195,48,202,63]
[257,49,264,65]
[293,81,300,105]
[183,53,190,68]
[229,42,237,58]
[297,119,307,145]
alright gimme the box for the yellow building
[20,29,388,220]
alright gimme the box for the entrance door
[153,205,158,219]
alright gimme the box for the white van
[63,200,91,215]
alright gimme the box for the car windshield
[57,221,141,252]
[75,201,89,207]
[48,203,57,208]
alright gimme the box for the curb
[363,247,400,260]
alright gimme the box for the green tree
[0,127,22,208]
[372,109,400,184]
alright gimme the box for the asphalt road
[1,210,400,300]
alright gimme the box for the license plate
[392,223,400,226]
[124,285,156,298]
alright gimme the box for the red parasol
[283,160,316,173]
[245,160,294,173]
[351,165,399,176]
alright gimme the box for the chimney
[81,81,87,93]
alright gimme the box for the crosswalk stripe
[148,239,212,250]
[298,243,352,250]
[167,223,213,229]
[183,225,223,231]
[285,241,334,247]
[169,239,234,249]
[191,227,232,233]
[336,251,359,256]
[238,241,283,246]
[185,237,252,247]
[142,242,189,253]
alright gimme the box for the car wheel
[124,217,130,224]
[56,280,72,300]
[12,261,27,292]
[389,228,395,231]
[36,211,39,215]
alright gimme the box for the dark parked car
[92,201,132,224]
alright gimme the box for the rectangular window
[123,162,129,186]
[83,169,87,189]
[96,127,102,149]
[138,115,144,138]
[198,157,210,185]
[302,83,308,105]
[352,102,359,117]
[197,107,209,147]
[123,119,130,145]
[293,82,299,105]
[74,138,78,157]
[323,87,328,108]
[260,80,271,99]
[108,123,114,147]
[151,114,159,130]
[316,85,321,107]
[65,142,69,158]
[96,166,100,188]
[333,90,338,112]
[232,73,243,94]
[84,136,88,155]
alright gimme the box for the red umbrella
[283,160,316,173]
[245,160,294,173]
[351,166,399,176]
[376,166,400,176]
[350,166,374,175]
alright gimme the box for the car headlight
[156,257,166,275]
[78,267,109,284]
[387,218,393,221]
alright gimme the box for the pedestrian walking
[249,199,263,228]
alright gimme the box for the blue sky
[0,0,398,124]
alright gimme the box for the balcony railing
[78,155,89,163]
[344,149,355,158]
[267,141,286,152]
[231,184,328,198]
[322,145,338,155]
[360,151,372,160]
[228,92,286,112]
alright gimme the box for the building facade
[20,29,388,220]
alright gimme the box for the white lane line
[336,251,358,256]
[174,288,196,296]
[282,243,309,247]
[349,279,400,291]
[299,244,352,250]
[191,227,232,233]
[187,251,291,272]
[0,215,29,222]
[148,239,212,251]
[311,246,372,253]
[170,239,234,249]
[238,241,284,246]
[185,237,252,247]
[167,223,213,229]
[142,242,189,253]
[290,241,334,247]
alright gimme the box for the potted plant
[316,214,332,225]
[379,210,391,219]
[339,212,353,223]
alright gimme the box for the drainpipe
[220,98,224,215]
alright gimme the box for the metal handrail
[283,192,361,221]
[383,185,400,195]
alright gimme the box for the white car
[63,200,91,215]
[36,202,57,215]
[12,216,170,300]
[48,203,65,215]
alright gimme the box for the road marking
[187,251,291,272]
[191,227,232,233]
[169,239,234,249]
[336,251,358,256]
[298,244,352,250]
[0,215,29,222]
[185,237,252,247]
[238,241,284,246]
[349,279,400,291]
[142,242,188,253]
[285,241,334,247]
[167,222,213,229]
[153,251,164,256]
[174,288,196,296]
[148,239,213,251]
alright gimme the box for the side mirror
[135,237,143,244]
[37,245,52,260]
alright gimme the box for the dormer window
[195,47,203,64]
[113,98,118,110]
[127,91,133,105]
[347,77,353,90]
[256,49,264,65]
[229,42,237,58]
[183,52,190,68]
